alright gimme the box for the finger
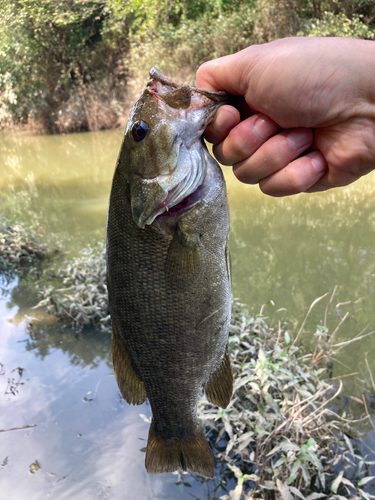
[213,114,280,166]
[305,166,361,192]
[196,53,250,94]
[233,128,314,184]
[259,151,328,196]
[204,105,241,145]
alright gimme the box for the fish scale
[107,68,233,478]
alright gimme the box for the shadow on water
[0,130,375,497]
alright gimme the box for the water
[0,130,374,498]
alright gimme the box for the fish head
[118,67,228,228]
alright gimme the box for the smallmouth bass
[107,67,233,478]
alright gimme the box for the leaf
[305,449,323,472]
[285,331,291,345]
[289,486,306,499]
[306,437,317,448]
[273,456,287,469]
[243,473,260,482]
[224,418,233,439]
[234,375,253,391]
[331,470,344,493]
[258,348,266,363]
[229,482,243,500]
[280,441,301,453]
[288,459,301,483]
[359,476,375,487]
[305,494,327,500]
[343,433,355,456]
[263,480,277,490]
[300,464,311,484]
[341,477,355,488]
[227,464,243,479]
[263,390,280,412]
[276,479,294,500]
[237,434,254,452]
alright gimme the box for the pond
[0,129,374,498]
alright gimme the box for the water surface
[0,130,374,498]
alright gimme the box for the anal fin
[204,346,233,408]
[145,421,214,478]
[111,321,147,405]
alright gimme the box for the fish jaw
[128,68,228,229]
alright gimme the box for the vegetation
[1,0,375,133]
[32,241,375,498]
[33,241,110,331]
[199,299,375,499]
[0,216,57,270]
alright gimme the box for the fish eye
[132,120,149,142]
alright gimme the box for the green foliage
[1,0,375,132]
[29,239,375,497]
[0,0,125,130]
[300,11,375,38]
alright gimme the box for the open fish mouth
[158,182,205,219]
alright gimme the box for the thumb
[196,50,255,96]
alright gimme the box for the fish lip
[148,66,229,104]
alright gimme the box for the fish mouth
[148,67,228,106]
[158,181,205,220]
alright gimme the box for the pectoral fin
[165,225,201,280]
[204,347,233,408]
[112,321,147,405]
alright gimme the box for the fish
[106,67,233,479]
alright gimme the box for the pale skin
[196,37,375,196]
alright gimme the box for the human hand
[196,37,375,195]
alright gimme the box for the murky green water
[0,130,374,498]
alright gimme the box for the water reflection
[0,272,235,499]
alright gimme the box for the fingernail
[310,151,327,173]
[212,106,240,135]
[287,129,313,150]
[253,116,272,139]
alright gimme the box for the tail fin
[145,421,214,478]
